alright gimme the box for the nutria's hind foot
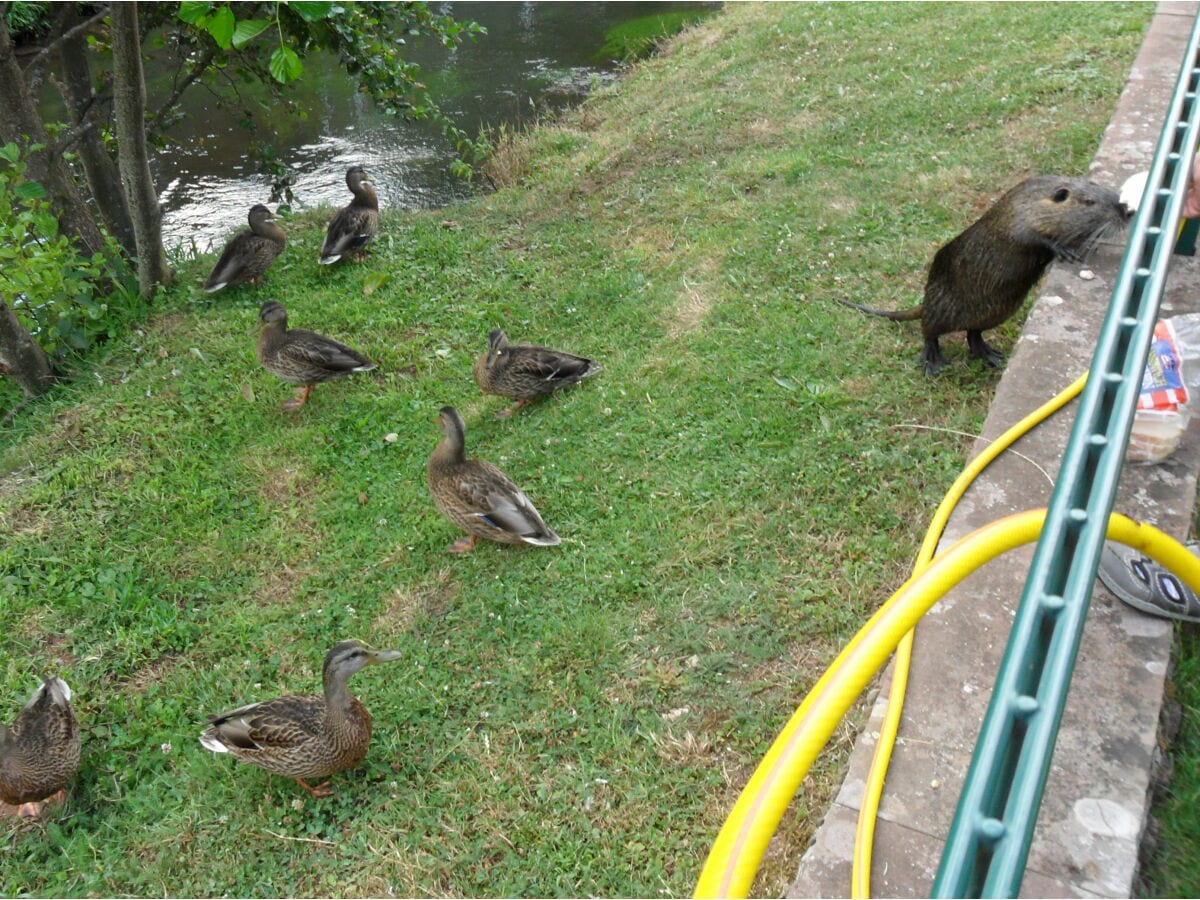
[967,330,1006,368]
[920,339,949,376]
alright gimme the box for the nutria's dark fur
[840,176,1131,374]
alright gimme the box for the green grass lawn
[0,3,1162,896]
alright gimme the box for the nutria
[839,176,1131,374]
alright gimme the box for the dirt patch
[121,652,181,694]
[145,312,189,338]
[1,499,52,539]
[240,452,324,544]
[374,569,458,634]
[257,463,309,507]
[35,633,79,671]
[665,264,718,339]
[258,563,311,606]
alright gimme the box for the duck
[256,301,377,410]
[0,675,81,818]
[427,406,561,553]
[199,640,402,798]
[318,166,379,265]
[203,204,286,292]
[473,328,602,418]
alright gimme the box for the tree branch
[52,115,102,155]
[22,6,111,92]
[49,76,114,156]
[147,44,217,132]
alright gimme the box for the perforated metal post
[933,13,1200,898]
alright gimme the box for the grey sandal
[1097,539,1200,623]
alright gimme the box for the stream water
[153,2,717,253]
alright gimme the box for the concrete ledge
[791,4,1200,897]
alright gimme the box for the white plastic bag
[1128,313,1200,463]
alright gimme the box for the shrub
[0,143,142,366]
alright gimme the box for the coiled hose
[851,373,1086,897]
[693,372,1200,898]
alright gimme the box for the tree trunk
[0,299,55,399]
[58,12,137,258]
[110,1,168,298]
[0,16,105,255]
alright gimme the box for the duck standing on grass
[319,165,379,265]
[255,301,377,411]
[473,328,602,418]
[0,674,81,818]
[202,204,286,293]
[199,640,403,798]
[427,406,561,553]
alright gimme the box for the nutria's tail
[836,298,924,321]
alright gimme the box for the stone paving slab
[790,4,1200,897]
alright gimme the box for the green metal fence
[933,13,1200,898]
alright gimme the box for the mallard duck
[0,675,81,818]
[318,166,379,265]
[256,301,377,410]
[427,406,561,553]
[473,328,601,418]
[199,640,402,798]
[203,204,286,293]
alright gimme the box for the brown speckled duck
[0,675,81,818]
[318,166,379,265]
[199,640,402,798]
[427,406,561,553]
[203,204,286,292]
[256,301,377,410]
[473,328,601,418]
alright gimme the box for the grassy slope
[1141,625,1200,898]
[0,3,1154,897]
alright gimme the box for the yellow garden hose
[850,215,1195,895]
[693,508,1200,899]
[851,372,1088,897]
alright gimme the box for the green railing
[933,12,1200,898]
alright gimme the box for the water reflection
[157,2,717,253]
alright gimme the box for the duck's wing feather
[204,695,324,752]
[456,463,558,544]
[279,330,375,373]
[203,232,257,290]
[320,207,378,262]
[510,347,599,383]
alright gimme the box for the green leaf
[288,2,335,23]
[206,6,236,49]
[362,272,391,296]
[177,1,213,25]
[268,46,303,83]
[15,181,47,201]
[0,143,19,165]
[231,18,270,49]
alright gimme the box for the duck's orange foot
[296,778,334,798]
[15,788,66,818]
[281,386,313,411]
[495,399,532,419]
[449,535,477,553]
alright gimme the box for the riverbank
[0,4,1154,895]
